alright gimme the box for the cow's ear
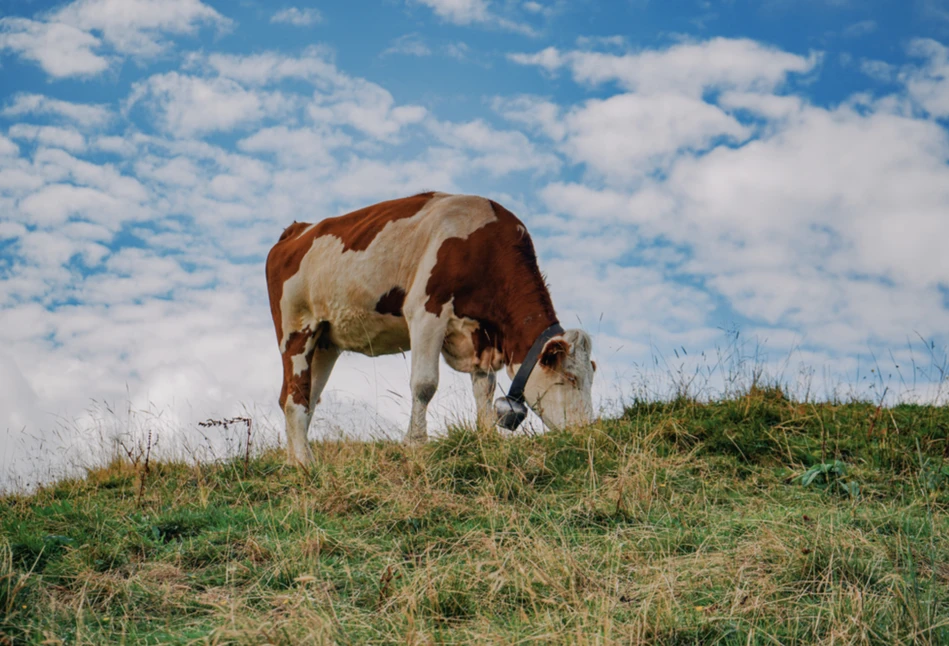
[539,338,570,370]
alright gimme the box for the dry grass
[2,395,949,644]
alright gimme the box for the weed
[795,460,860,498]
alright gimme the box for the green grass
[3,389,949,644]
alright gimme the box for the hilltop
[3,391,949,644]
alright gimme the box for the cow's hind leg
[279,323,336,465]
[471,370,497,430]
[405,312,448,445]
[307,341,340,437]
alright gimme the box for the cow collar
[495,322,564,430]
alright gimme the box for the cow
[266,192,595,465]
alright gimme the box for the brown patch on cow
[279,328,314,408]
[375,287,406,317]
[539,338,569,370]
[424,200,558,365]
[266,193,436,345]
[278,221,309,242]
[317,192,436,253]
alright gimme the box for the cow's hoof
[287,448,315,467]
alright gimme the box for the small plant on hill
[795,460,860,498]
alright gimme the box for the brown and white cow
[266,192,594,465]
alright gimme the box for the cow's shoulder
[423,197,556,363]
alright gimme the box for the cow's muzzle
[495,396,528,430]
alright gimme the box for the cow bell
[495,396,529,430]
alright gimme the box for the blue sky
[2,0,949,484]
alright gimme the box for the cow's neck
[496,286,559,369]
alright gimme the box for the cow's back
[266,192,499,355]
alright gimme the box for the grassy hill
[3,389,949,644]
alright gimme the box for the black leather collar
[505,322,565,404]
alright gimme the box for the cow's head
[522,328,595,429]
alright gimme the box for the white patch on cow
[291,351,310,376]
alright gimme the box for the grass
[2,387,949,644]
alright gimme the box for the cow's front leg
[406,312,447,445]
[471,370,497,429]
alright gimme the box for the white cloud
[545,259,715,339]
[493,95,566,140]
[540,98,949,352]
[497,39,825,186]
[197,47,341,86]
[416,0,491,23]
[509,37,820,95]
[523,1,558,18]
[903,38,949,117]
[238,126,351,166]
[271,7,323,26]
[412,0,535,34]
[187,49,428,141]
[383,33,432,57]
[718,91,805,120]
[93,135,138,156]
[307,77,428,140]
[3,94,112,127]
[506,36,949,363]
[496,90,752,183]
[126,72,295,137]
[0,135,19,156]
[445,41,472,61]
[561,93,750,181]
[50,0,230,57]
[664,102,949,288]
[0,17,109,78]
[860,59,896,82]
[18,185,129,228]
[0,352,40,434]
[321,154,461,204]
[34,148,150,204]
[0,147,150,239]
[8,124,87,152]
[428,118,561,175]
[842,19,877,38]
[0,0,228,79]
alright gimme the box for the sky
[2,0,949,487]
